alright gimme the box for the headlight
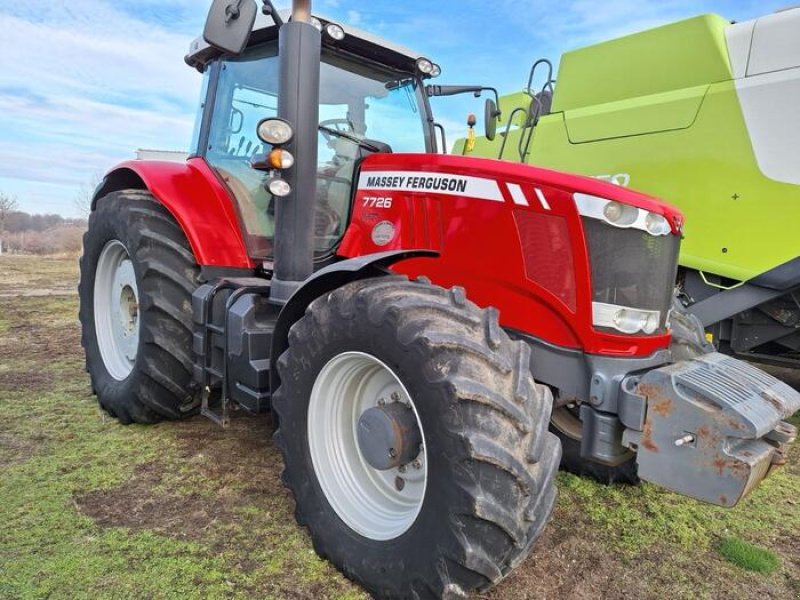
[257,118,294,145]
[430,63,442,78]
[268,177,292,197]
[645,212,671,236]
[603,201,638,227]
[574,193,673,237]
[416,57,434,75]
[593,302,661,335]
[325,23,346,41]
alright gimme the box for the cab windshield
[201,43,429,259]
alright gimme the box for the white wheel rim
[308,351,428,541]
[94,240,140,381]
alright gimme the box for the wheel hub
[307,351,428,541]
[357,402,422,471]
[119,284,138,334]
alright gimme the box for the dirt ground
[1,255,798,600]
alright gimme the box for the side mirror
[203,0,258,56]
[485,98,500,141]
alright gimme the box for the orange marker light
[269,149,295,170]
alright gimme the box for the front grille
[582,218,679,333]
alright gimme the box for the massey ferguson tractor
[79,1,800,598]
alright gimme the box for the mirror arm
[477,87,501,116]
[426,85,501,118]
[433,123,447,154]
[262,1,284,26]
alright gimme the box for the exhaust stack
[271,0,321,303]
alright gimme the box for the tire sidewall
[80,198,149,414]
[277,312,473,588]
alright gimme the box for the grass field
[1,254,798,600]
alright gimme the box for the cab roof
[186,11,433,76]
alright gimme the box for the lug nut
[398,465,407,473]
[412,460,422,470]
[377,398,385,406]
[391,392,400,402]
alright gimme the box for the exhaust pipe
[271,0,321,303]
[292,0,311,23]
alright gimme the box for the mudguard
[270,250,438,394]
[93,157,254,269]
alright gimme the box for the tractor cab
[186,13,438,260]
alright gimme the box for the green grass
[718,537,780,574]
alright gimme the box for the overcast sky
[0,0,784,216]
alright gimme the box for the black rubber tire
[550,409,640,485]
[273,276,561,599]
[79,190,200,424]
[669,296,715,361]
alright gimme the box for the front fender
[270,250,438,395]
[93,157,254,269]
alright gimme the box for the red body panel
[103,158,255,269]
[339,154,683,357]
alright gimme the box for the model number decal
[362,196,393,209]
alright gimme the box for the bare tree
[0,192,18,255]
[0,192,18,232]
[74,173,103,218]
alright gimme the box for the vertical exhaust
[271,0,321,303]
[292,0,311,22]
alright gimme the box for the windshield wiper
[318,125,383,153]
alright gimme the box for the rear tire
[273,277,561,599]
[79,190,200,424]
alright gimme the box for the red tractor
[79,1,799,597]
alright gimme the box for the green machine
[459,7,800,369]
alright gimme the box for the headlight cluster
[255,118,295,197]
[593,302,660,335]
[575,194,673,237]
[416,57,442,78]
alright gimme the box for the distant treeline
[0,211,87,256]
[3,212,87,233]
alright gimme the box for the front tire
[79,190,200,424]
[273,277,561,599]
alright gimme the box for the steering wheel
[319,118,356,143]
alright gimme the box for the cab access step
[192,277,278,426]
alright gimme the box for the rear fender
[92,158,254,269]
[270,250,438,395]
